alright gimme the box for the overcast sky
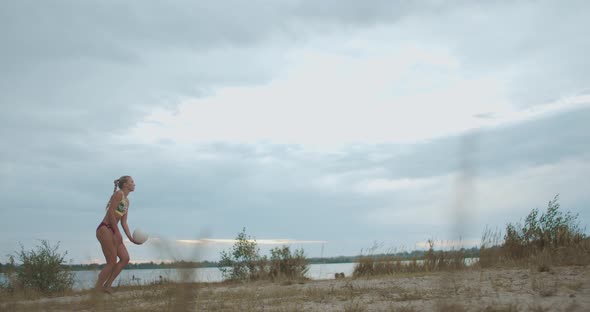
[1,1,589,264]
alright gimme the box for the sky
[1,1,589,264]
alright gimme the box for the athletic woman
[95,175,140,294]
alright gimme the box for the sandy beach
[3,265,588,311]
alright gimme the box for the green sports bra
[106,191,128,217]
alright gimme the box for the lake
[1,262,356,290]
[1,259,479,290]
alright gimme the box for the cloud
[2,1,588,171]
[2,108,589,262]
[4,1,587,130]
[410,1,590,106]
[356,177,441,193]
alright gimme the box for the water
[1,263,356,290]
[1,259,479,290]
[82,263,356,290]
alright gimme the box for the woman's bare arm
[121,206,138,244]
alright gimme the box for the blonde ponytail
[113,179,119,193]
[106,179,119,210]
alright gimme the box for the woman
[95,175,140,294]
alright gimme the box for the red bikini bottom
[96,222,115,234]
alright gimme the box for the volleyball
[132,228,149,244]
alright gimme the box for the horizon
[1,240,485,266]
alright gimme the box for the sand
[2,265,589,311]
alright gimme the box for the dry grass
[353,241,470,278]
[389,305,418,312]
[478,195,590,271]
[3,265,589,311]
[435,301,467,312]
[481,303,519,312]
[531,273,558,297]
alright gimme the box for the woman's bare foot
[102,286,114,295]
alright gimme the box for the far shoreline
[60,248,480,271]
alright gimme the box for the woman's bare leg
[95,228,117,293]
[104,243,130,289]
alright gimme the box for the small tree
[14,240,75,294]
[219,228,264,281]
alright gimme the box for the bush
[503,194,587,261]
[218,228,309,281]
[0,256,17,294]
[13,240,75,294]
[478,194,589,267]
[219,228,265,281]
[269,246,309,280]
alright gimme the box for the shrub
[478,194,589,267]
[13,240,75,294]
[218,228,310,281]
[0,256,17,294]
[502,194,587,261]
[219,228,265,281]
[353,255,376,276]
[269,246,309,280]
[478,226,503,268]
